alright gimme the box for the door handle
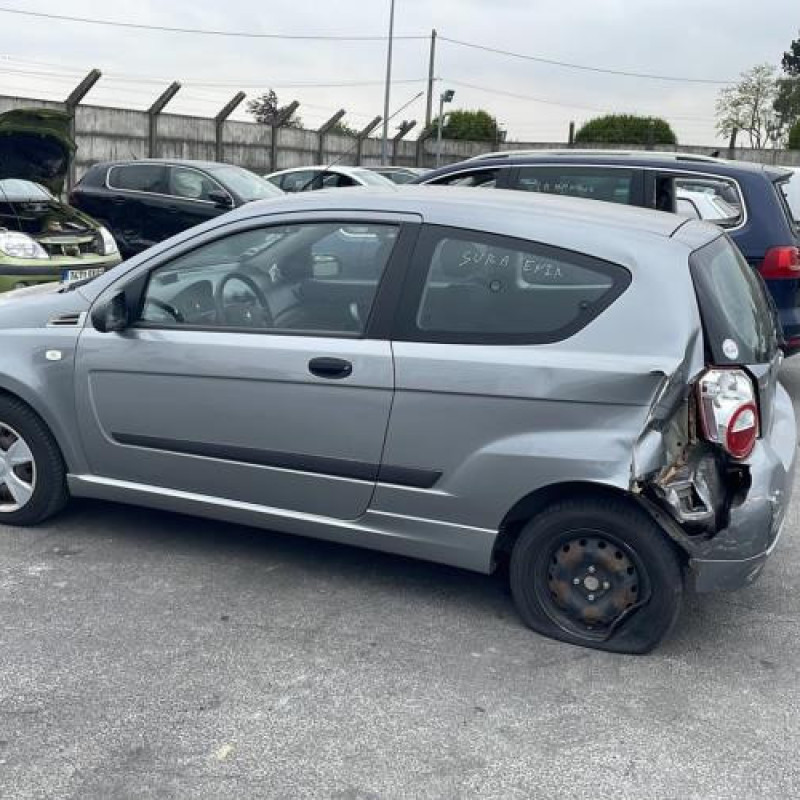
[308,357,353,380]
[165,205,180,214]
[110,196,126,205]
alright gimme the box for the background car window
[672,177,744,227]
[169,167,226,202]
[515,167,634,204]
[321,172,356,188]
[280,171,318,192]
[407,228,630,343]
[108,164,167,194]
[140,222,399,335]
[207,166,281,201]
[429,169,499,188]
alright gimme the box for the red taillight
[697,369,759,460]
[759,246,800,280]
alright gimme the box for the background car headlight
[0,231,49,260]
[96,226,119,256]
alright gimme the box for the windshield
[350,169,394,187]
[690,236,778,364]
[0,179,53,202]
[208,166,283,202]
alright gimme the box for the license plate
[61,267,105,283]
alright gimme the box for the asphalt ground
[1,362,800,799]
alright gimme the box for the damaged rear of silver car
[633,226,794,593]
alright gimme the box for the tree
[246,90,302,128]
[574,114,677,146]
[774,33,800,137]
[789,119,800,150]
[431,109,500,142]
[328,120,360,137]
[716,64,782,149]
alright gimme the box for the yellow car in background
[0,108,121,292]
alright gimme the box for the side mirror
[208,190,233,209]
[91,291,129,333]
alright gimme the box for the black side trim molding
[111,432,441,489]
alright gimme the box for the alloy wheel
[0,422,36,512]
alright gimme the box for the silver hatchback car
[0,187,794,653]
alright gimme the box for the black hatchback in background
[70,159,283,257]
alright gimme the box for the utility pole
[436,89,455,168]
[425,29,437,128]
[380,0,396,165]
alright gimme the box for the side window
[281,171,317,192]
[428,169,500,188]
[169,167,226,202]
[139,222,399,335]
[515,167,635,205]
[672,176,744,227]
[322,172,357,188]
[399,226,630,344]
[108,164,167,194]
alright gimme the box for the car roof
[232,185,719,268]
[430,151,793,181]
[267,165,374,176]
[91,158,235,171]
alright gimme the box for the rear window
[514,167,635,205]
[690,236,778,364]
[398,226,631,344]
[428,169,500,188]
[775,177,799,232]
[108,164,166,194]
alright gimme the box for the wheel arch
[493,481,675,568]
[0,376,83,473]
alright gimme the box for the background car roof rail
[465,149,725,163]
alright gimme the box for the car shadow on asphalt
[29,496,765,658]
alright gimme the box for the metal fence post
[215,92,246,163]
[355,116,382,165]
[64,69,101,192]
[416,125,436,168]
[270,100,300,172]
[317,109,346,164]
[392,120,416,165]
[148,82,181,158]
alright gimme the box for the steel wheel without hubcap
[0,422,36,512]
[541,531,646,637]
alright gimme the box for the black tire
[509,496,683,654]
[0,395,68,526]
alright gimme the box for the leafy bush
[789,119,800,150]
[575,114,677,146]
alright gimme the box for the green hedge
[575,114,677,146]
[789,120,800,150]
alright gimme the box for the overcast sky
[1,0,797,145]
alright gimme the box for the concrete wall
[2,94,800,181]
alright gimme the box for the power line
[0,5,427,40]
[0,62,428,91]
[439,36,735,85]
[447,79,716,121]
[0,8,751,85]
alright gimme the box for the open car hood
[0,108,75,195]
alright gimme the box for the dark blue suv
[415,151,800,351]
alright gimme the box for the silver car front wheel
[0,396,67,526]
[0,422,36,512]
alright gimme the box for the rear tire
[509,496,683,654]
[0,396,68,526]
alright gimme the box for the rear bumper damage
[636,376,796,593]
